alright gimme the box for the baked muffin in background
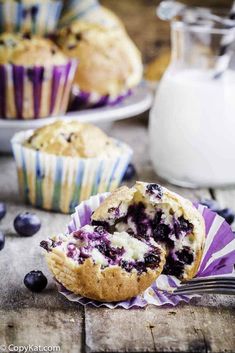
[23,120,124,158]
[0,33,76,119]
[57,21,143,107]
[11,120,133,213]
[0,0,63,35]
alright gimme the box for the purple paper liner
[55,194,235,308]
[0,60,77,119]
[0,0,63,35]
[69,88,132,110]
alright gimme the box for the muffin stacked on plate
[57,21,143,107]
[0,0,143,119]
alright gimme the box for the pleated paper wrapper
[11,134,133,213]
[0,60,77,120]
[56,193,235,308]
[0,0,63,35]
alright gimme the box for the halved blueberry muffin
[91,182,205,281]
[41,181,205,302]
[41,224,165,302]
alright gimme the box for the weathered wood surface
[0,116,235,353]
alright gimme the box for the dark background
[101,0,232,64]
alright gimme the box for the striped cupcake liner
[56,193,235,308]
[69,87,132,110]
[11,130,133,213]
[59,0,99,28]
[0,60,77,120]
[0,0,63,35]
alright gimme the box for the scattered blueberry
[14,212,41,237]
[0,231,5,251]
[0,202,6,221]
[24,270,47,293]
[217,208,235,225]
[122,163,137,181]
[200,199,219,211]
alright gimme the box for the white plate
[0,84,153,153]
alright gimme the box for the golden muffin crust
[43,224,166,302]
[57,21,143,96]
[46,250,165,302]
[24,120,122,158]
[0,33,68,66]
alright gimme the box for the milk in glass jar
[149,13,235,187]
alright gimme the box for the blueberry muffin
[56,21,143,107]
[91,182,205,281]
[0,33,76,119]
[40,181,205,301]
[0,0,62,34]
[23,120,124,158]
[11,120,132,213]
[41,225,165,302]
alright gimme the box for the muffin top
[57,21,143,96]
[0,33,68,66]
[24,120,123,158]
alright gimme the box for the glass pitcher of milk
[149,18,235,187]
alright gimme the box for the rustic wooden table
[0,116,235,353]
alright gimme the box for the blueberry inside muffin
[40,182,205,301]
[41,224,164,274]
[56,21,143,97]
[41,223,165,302]
[91,182,205,281]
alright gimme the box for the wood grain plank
[0,308,83,353]
[85,304,235,353]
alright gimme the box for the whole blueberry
[217,208,235,225]
[200,199,220,212]
[0,202,6,221]
[122,163,137,181]
[14,212,41,237]
[24,270,47,293]
[0,231,5,251]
